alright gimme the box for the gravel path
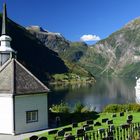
[0,129,50,140]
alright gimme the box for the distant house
[0,3,49,135]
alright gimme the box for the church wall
[14,93,48,134]
[0,95,14,134]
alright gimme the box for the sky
[1,0,140,44]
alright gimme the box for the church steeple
[0,3,15,66]
[2,3,7,35]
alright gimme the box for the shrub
[103,103,140,113]
[74,102,84,113]
[103,104,122,113]
[49,111,99,126]
[49,101,70,113]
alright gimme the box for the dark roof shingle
[0,59,49,95]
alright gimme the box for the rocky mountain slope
[0,16,68,82]
[27,26,92,78]
[26,26,88,62]
[26,17,140,78]
[79,17,140,77]
[26,26,70,53]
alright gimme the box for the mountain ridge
[27,17,140,78]
[0,16,69,82]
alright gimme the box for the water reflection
[48,78,136,112]
[135,77,140,103]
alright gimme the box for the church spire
[0,3,15,66]
[2,3,7,35]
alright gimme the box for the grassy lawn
[25,112,140,140]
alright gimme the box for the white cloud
[80,34,101,42]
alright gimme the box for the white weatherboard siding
[15,93,48,134]
[0,96,14,134]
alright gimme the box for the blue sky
[1,0,140,44]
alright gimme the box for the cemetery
[1,2,140,140]
[27,112,140,140]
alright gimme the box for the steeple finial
[2,3,7,35]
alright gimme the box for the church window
[26,110,38,123]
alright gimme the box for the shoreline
[49,79,96,86]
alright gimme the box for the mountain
[26,26,70,53]
[61,42,88,62]
[79,17,140,78]
[27,26,93,79]
[26,26,88,62]
[0,16,68,82]
[70,17,140,77]
[26,17,140,78]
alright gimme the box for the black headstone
[72,123,78,128]
[127,115,133,120]
[38,137,47,140]
[84,126,93,131]
[76,128,85,137]
[86,120,94,125]
[127,119,132,124]
[29,135,38,140]
[98,128,105,133]
[112,113,117,118]
[94,122,101,126]
[63,127,72,132]
[102,118,108,123]
[106,120,113,125]
[120,124,130,129]
[48,129,58,135]
[57,129,65,136]
[83,124,89,128]
[109,124,115,131]
[120,112,124,117]
[64,135,75,140]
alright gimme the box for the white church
[0,3,49,135]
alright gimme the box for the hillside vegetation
[79,17,140,77]
[27,17,140,78]
[0,15,69,83]
[27,26,95,82]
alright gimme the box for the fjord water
[48,78,136,112]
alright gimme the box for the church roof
[0,58,49,95]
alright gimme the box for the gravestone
[112,113,116,118]
[64,135,75,140]
[94,122,101,126]
[127,119,132,124]
[84,126,93,131]
[106,120,113,125]
[83,124,89,129]
[120,112,124,117]
[38,137,47,140]
[57,129,65,136]
[86,120,93,125]
[107,131,113,137]
[98,128,105,134]
[120,124,130,129]
[48,129,58,135]
[102,118,108,123]
[127,115,133,120]
[76,128,85,137]
[72,123,78,128]
[63,127,72,132]
[29,135,38,140]
[109,124,115,131]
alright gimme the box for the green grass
[25,112,140,140]
[52,72,95,85]
[119,62,140,77]
[96,112,140,128]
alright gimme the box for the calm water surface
[48,78,136,112]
